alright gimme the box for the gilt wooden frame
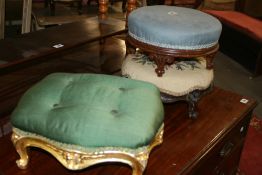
[11,124,164,175]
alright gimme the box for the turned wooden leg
[99,0,108,19]
[126,0,136,26]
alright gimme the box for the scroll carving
[11,125,164,175]
[149,54,176,77]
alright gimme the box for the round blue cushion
[128,5,222,50]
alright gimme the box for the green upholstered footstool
[11,73,164,175]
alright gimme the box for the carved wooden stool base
[126,35,219,77]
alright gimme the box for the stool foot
[161,90,201,119]
[187,90,201,119]
[11,133,29,169]
[160,86,213,118]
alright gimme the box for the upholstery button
[111,109,118,114]
[111,110,118,115]
[53,104,59,108]
[119,87,126,91]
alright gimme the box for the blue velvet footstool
[126,5,222,77]
[11,73,164,175]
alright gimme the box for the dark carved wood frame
[126,34,219,77]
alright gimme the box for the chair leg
[98,0,108,19]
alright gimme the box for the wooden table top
[0,17,126,73]
[0,87,256,175]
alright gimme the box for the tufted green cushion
[11,73,164,148]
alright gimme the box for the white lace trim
[128,31,218,50]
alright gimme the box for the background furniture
[44,0,82,16]
[0,0,32,39]
[0,0,126,38]
[203,0,236,11]
[0,17,126,73]
[0,87,257,174]
[165,0,203,8]
[204,0,262,76]
[0,17,126,117]
[240,0,262,19]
